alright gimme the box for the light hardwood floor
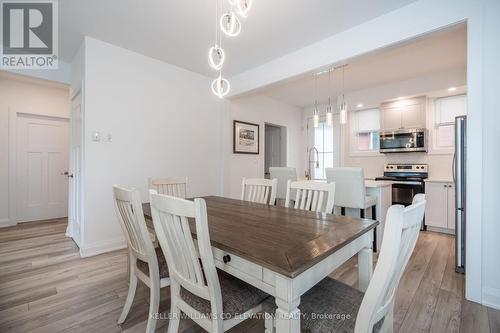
[0,219,498,333]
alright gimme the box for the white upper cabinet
[380,97,426,130]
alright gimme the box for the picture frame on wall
[233,120,259,154]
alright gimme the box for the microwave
[379,128,427,153]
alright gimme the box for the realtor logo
[1,0,58,69]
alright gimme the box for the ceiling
[59,0,417,77]
[258,23,467,107]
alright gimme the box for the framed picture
[233,120,259,154]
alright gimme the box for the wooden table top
[143,196,378,278]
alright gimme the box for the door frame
[8,110,70,227]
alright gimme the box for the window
[350,108,380,154]
[307,116,340,179]
[432,94,467,151]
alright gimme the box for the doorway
[264,123,287,178]
[16,113,69,222]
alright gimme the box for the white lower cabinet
[425,181,455,233]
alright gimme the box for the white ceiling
[59,0,417,77]
[257,23,467,107]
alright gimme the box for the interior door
[264,125,282,178]
[16,113,69,222]
[67,92,82,245]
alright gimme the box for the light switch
[92,131,100,142]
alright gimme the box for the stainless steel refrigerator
[454,115,466,274]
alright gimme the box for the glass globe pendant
[211,75,231,98]
[220,11,241,37]
[208,45,225,70]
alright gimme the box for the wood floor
[0,219,499,333]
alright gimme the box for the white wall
[0,73,70,227]
[76,37,223,256]
[480,0,500,310]
[223,94,304,199]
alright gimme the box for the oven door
[391,181,425,206]
[379,130,426,153]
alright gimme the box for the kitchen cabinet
[381,97,426,130]
[425,181,455,233]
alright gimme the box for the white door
[67,92,83,245]
[265,125,282,178]
[16,114,69,222]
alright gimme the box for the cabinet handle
[222,255,231,263]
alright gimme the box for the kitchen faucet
[307,147,320,180]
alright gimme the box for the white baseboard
[79,237,127,257]
[0,218,16,228]
[426,226,455,235]
[483,286,500,310]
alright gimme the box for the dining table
[143,196,378,333]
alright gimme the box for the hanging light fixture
[326,68,333,126]
[235,0,252,18]
[212,75,231,98]
[220,11,241,37]
[313,73,319,128]
[208,46,225,70]
[339,65,348,125]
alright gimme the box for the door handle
[62,171,74,178]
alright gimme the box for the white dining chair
[325,167,378,251]
[149,191,270,333]
[284,180,335,214]
[269,167,297,203]
[112,185,170,333]
[149,176,188,198]
[264,194,426,333]
[241,177,278,205]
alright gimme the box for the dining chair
[241,177,278,205]
[284,180,335,214]
[269,167,297,204]
[264,194,426,333]
[149,176,188,198]
[325,167,378,251]
[149,191,270,333]
[112,185,170,333]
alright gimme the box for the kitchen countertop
[424,179,454,183]
[365,180,393,188]
[300,178,393,188]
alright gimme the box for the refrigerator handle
[452,152,456,184]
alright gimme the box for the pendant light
[235,0,252,18]
[339,65,347,125]
[209,0,230,97]
[326,68,333,126]
[220,11,241,37]
[313,73,319,128]
[211,74,231,98]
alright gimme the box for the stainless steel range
[375,163,428,212]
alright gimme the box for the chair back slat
[241,178,278,205]
[325,167,366,209]
[285,180,335,214]
[113,185,155,261]
[149,192,222,309]
[355,194,426,333]
[150,177,188,198]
